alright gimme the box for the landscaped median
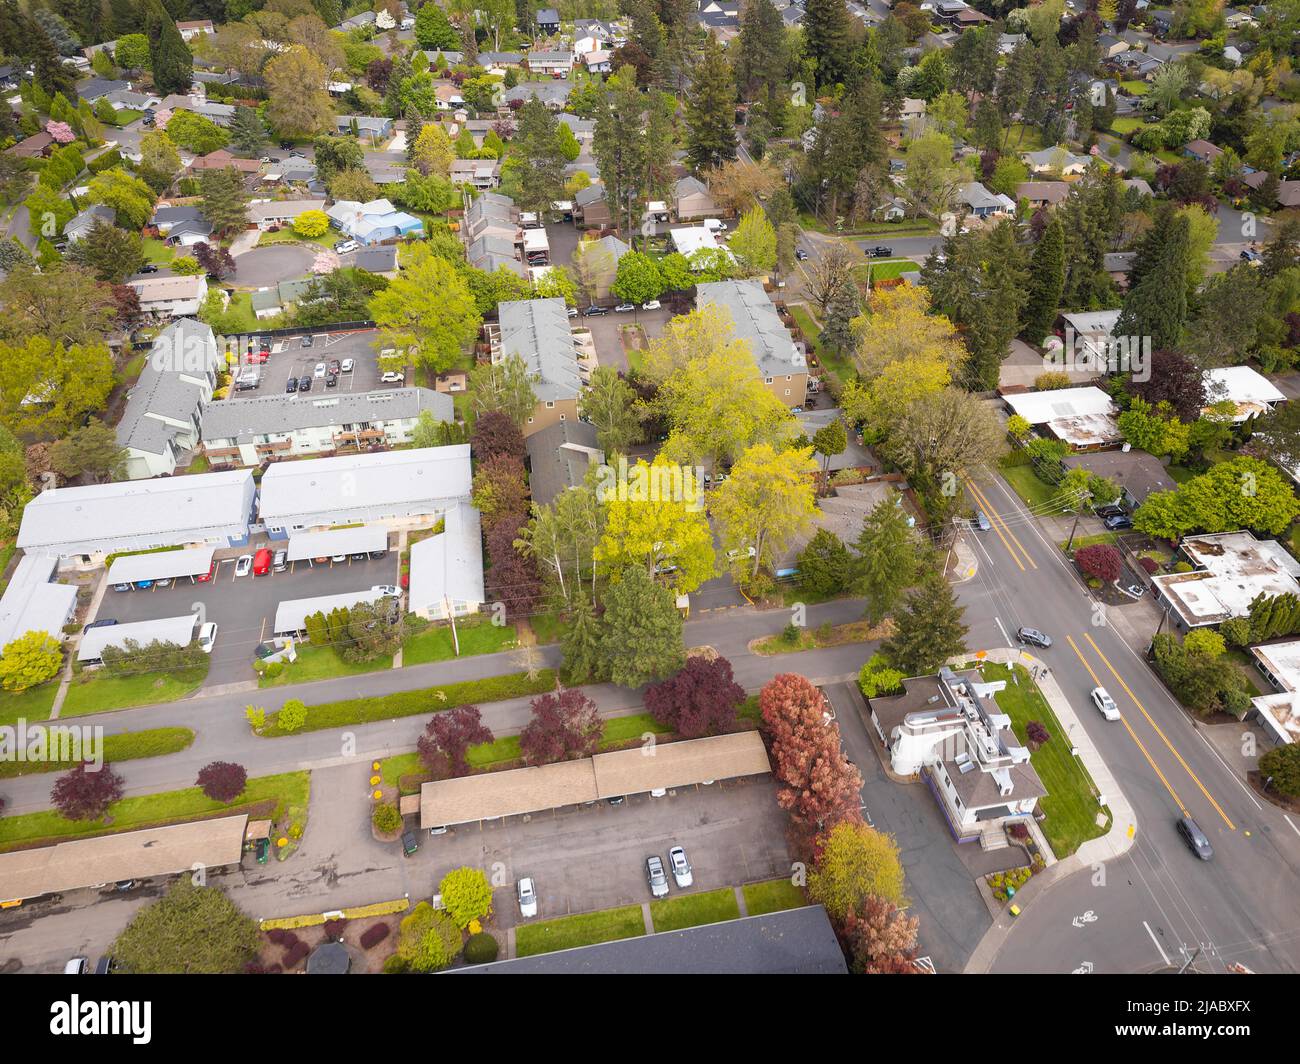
[254,671,558,736]
[751,618,891,655]
[0,726,194,780]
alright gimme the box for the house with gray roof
[335,114,394,141]
[696,280,807,408]
[527,49,573,76]
[424,50,464,67]
[250,277,317,319]
[1021,146,1094,175]
[577,233,628,300]
[465,192,517,241]
[201,387,453,468]
[504,80,572,109]
[536,8,561,33]
[64,204,115,241]
[117,318,222,479]
[248,198,327,230]
[957,181,1015,217]
[556,112,595,142]
[75,77,130,102]
[493,298,585,436]
[526,420,603,505]
[467,232,521,273]
[354,245,399,277]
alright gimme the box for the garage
[78,614,200,663]
[107,546,216,587]
[286,526,388,563]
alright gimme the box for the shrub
[1006,413,1032,441]
[1219,616,1251,648]
[858,653,905,699]
[323,919,347,941]
[1034,371,1072,391]
[383,953,410,973]
[781,623,801,644]
[463,931,499,963]
[1138,556,1159,574]
[1026,720,1050,745]
[1007,822,1030,841]
[372,802,402,833]
[1173,561,1193,573]
[359,922,391,949]
[1076,543,1123,583]
[284,942,310,967]
[263,661,283,677]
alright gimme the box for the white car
[234,554,253,577]
[1091,686,1121,721]
[197,622,218,654]
[371,584,400,597]
[340,358,354,373]
[334,240,358,254]
[641,299,661,310]
[668,846,693,888]
[380,370,404,383]
[517,876,538,918]
[313,362,327,378]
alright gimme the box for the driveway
[232,244,316,288]
[228,328,387,393]
[580,304,673,374]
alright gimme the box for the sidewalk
[961,647,1137,973]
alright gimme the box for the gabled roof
[202,387,452,445]
[526,420,603,505]
[117,318,220,456]
[696,280,806,379]
[408,501,484,613]
[497,298,582,403]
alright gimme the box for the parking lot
[91,549,401,686]
[409,778,791,930]
[227,328,395,396]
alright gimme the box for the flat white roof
[1250,692,1300,744]
[0,554,78,650]
[286,526,389,562]
[1203,366,1287,407]
[670,226,720,257]
[1154,532,1300,626]
[1045,411,1123,447]
[274,588,382,635]
[79,613,199,661]
[1004,386,1116,425]
[408,503,484,611]
[107,546,216,584]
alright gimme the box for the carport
[419,731,773,829]
[273,588,382,636]
[78,613,199,663]
[107,546,216,585]
[0,814,248,904]
[286,526,388,562]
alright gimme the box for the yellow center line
[967,479,1035,570]
[1084,632,1236,830]
[1066,635,1187,814]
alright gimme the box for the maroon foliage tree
[645,655,745,738]
[108,283,140,323]
[365,57,393,94]
[519,688,602,765]
[841,895,920,975]
[50,762,125,821]
[196,761,248,802]
[472,453,530,526]
[1026,720,1050,745]
[471,409,526,462]
[194,241,236,281]
[417,705,494,777]
[1128,349,1206,422]
[484,511,540,618]
[1075,543,1123,583]
[323,918,347,941]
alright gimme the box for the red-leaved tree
[645,655,744,738]
[760,673,862,836]
[484,511,540,619]
[842,895,920,975]
[417,705,494,777]
[519,689,602,765]
[1076,543,1123,583]
[196,761,248,802]
[471,410,526,462]
[50,762,125,821]
[194,241,236,281]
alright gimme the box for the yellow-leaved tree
[710,443,819,583]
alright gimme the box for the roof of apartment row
[696,280,806,379]
[257,445,472,525]
[407,502,485,613]
[0,554,78,649]
[525,420,603,505]
[247,198,326,224]
[0,814,249,903]
[17,469,255,553]
[496,298,583,403]
[117,319,221,457]
[201,387,453,445]
[126,273,206,301]
[274,588,384,634]
[79,613,199,662]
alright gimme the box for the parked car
[313,362,327,379]
[197,622,218,654]
[83,618,117,633]
[252,547,273,575]
[380,371,404,383]
[334,240,358,254]
[64,957,89,975]
[272,549,288,573]
[340,358,354,373]
[1017,626,1052,649]
[134,579,153,590]
[401,829,419,856]
[328,359,341,375]
[668,846,693,888]
[1103,512,1134,531]
[427,824,448,836]
[234,554,253,577]
[258,336,271,352]
[138,263,159,274]
[567,305,579,318]
[1091,686,1121,721]
[112,582,132,592]
[301,334,314,348]
[255,837,270,863]
[93,956,118,975]
[298,375,313,392]
[1240,248,1263,264]
[325,373,338,387]
[606,795,625,806]
[1094,503,1126,519]
[642,300,661,310]
[1176,816,1214,860]
[614,303,636,312]
[870,246,894,257]
[371,584,400,597]
[517,876,538,918]
[368,549,388,560]
[285,377,298,393]
[584,304,609,316]
[645,855,670,898]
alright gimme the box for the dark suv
[1176,816,1214,860]
[1017,626,1053,649]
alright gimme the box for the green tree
[164,109,228,154]
[48,418,127,482]
[711,443,819,582]
[812,418,847,474]
[114,32,151,72]
[684,32,737,172]
[854,497,921,624]
[112,880,259,974]
[367,244,481,373]
[881,574,970,675]
[292,209,330,238]
[808,820,908,921]
[228,105,270,156]
[0,630,63,691]
[0,335,114,436]
[137,129,181,192]
[1022,214,1066,342]
[803,0,855,89]
[729,205,776,277]
[582,366,642,455]
[468,353,538,428]
[197,166,249,237]
[65,220,146,283]
[146,0,193,96]
[395,901,463,972]
[86,168,156,230]
[612,251,665,304]
[438,866,494,928]
[1259,744,1300,799]
[598,565,687,688]
[264,45,332,138]
[798,529,854,597]
[560,592,606,683]
[415,2,459,48]
[512,97,568,217]
[1116,209,1189,350]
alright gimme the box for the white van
[702,218,728,233]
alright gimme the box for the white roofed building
[1202,366,1287,423]
[408,502,485,620]
[1153,531,1300,630]
[1003,386,1122,448]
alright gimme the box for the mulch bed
[1248,770,1300,814]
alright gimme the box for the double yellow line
[966,479,1036,571]
[1066,634,1235,830]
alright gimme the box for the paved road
[961,469,1300,974]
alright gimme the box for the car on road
[285,377,298,393]
[642,300,661,310]
[795,248,809,261]
[517,876,538,918]
[1240,248,1263,264]
[83,618,117,633]
[380,370,404,383]
[567,305,579,317]
[1091,686,1121,721]
[1017,626,1052,649]
[301,334,314,348]
[614,302,636,312]
[234,554,253,578]
[1103,512,1134,530]
[313,362,327,378]
[584,304,609,316]
[340,358,354,373]
[645,855,670,898]
[64,957,89,975]
[668,846,693,888]
[197,622,218,654]
[334,240,358,254]
[974,511,991,532]
[870,246,894,257]
[1176,816,1214,860]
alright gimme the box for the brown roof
[1278,180,1300,208]
[1016,181,1069,205]
[6,132,53,158]
[190,149,262,172]
[592,731,770,796]
[0,814,248,902]
[1062,448,1178,503]
[867,670,983,734]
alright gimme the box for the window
[545,401,555,408]
[765,377,773,384]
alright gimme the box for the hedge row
[261,670,557,736]
[0,726,195,779]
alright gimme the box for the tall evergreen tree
[598,566,685,688]
[684,34,737,172]
[512,97,567,217]
[1022,214,1066,343]
[735,0,788,133]
[963,220,1028,390]
[854,499,921,625]
[881,575,970,676]
[228,106,270,156]
[560,593,605,685]
[145,0,192,96]
[803,0,855,90]
[1116,212,1190,351]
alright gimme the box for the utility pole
[444,595,459,656]
[1177,947,1202,974]
[1066,510,1081,552]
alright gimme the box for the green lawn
[1003,123,1048,152]
[0,726,194,779]
[983,662,1111,858]
[529,610,568,645]
[0,682,60,727]
[258,644,392,688]
[142,238,175,265]
[854,259,918,284]
[257,228,335,250]
[998,463,1060,511]
[60,664,209,717]
[216,291,259,335]
[650,887,741,932]
[1119,80,1150,96]
[788,302,856,382]
[0,770,310,851]
[742,878,808,916]
[514,904,646,957]
[1167,465,1196,484]
[109,108,143,126]
[1107,116,1143,135]
[402,618,518,665]
[1061,531,1118,552]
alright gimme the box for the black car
[301,334,314,348]
[368,549,388,560]
[1017,626,1053,649]
[285,377,298,393]
[349,552,368,561]
[584,305,609,316]
[1176,816,1214,860]
[83,618,117,633]
[1094,503,1126,519]
[401,829,419,856]
[1103,513,1134,531]
[93,956,118,975]
[138,263,159,274]
[795,248,809,261]
[298,375,313,392]
[325,373,338,387]
[870,246,893,257]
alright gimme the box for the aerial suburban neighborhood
[0,0,1296,1010]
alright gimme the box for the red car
[252,548,273,576]
[196,561,217,583]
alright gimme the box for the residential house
[449,159,502,190]
[424,50,464,68]
[556,113,595,143]
[998,32,1026,54]
[1153,531,1300,630]
[1201,366,1286,423]
[188,148,262,174]
[326,198,424,245]
[1248,641,1300,746]
[1098,34,1129,58]
[407,500,485,620]
[467,233,525,277]
[477,52,524,75]
[1021,146,1093,176]
[504,80,572,109]
[585,49,613,74]
[64,204,115,242]
[696,280,807,407]
[1016,181,1070,210]
[250,277,316,319]
[491,298,586,436]
[574,183,612,229]
[102,88,157,111]
[1114,50,1165,78]
[527,50,573,77]
[354,245,400,278]
[5,132,53,159]
[1184,139,1223,165]
[1277,181,1300,210]
[957,181,1015,218]
[536,7,561,34]
[1062,449,1177,509]
[127,274,209,318]
[75,77,130,103]
[117,319,222,479]
[525,420,604,505]
[201,387,453,467]
[248,198,327,231]
[1002,384,1122,449]
[900,97,927,126]
[176,19,214,39]
[1224,44,1244,67]
[335,115,394,142]
[159,95,235,126]
[464,191,518,242]
[674,175,717,221]
[575,233,628,301]
[0,554,78,654]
